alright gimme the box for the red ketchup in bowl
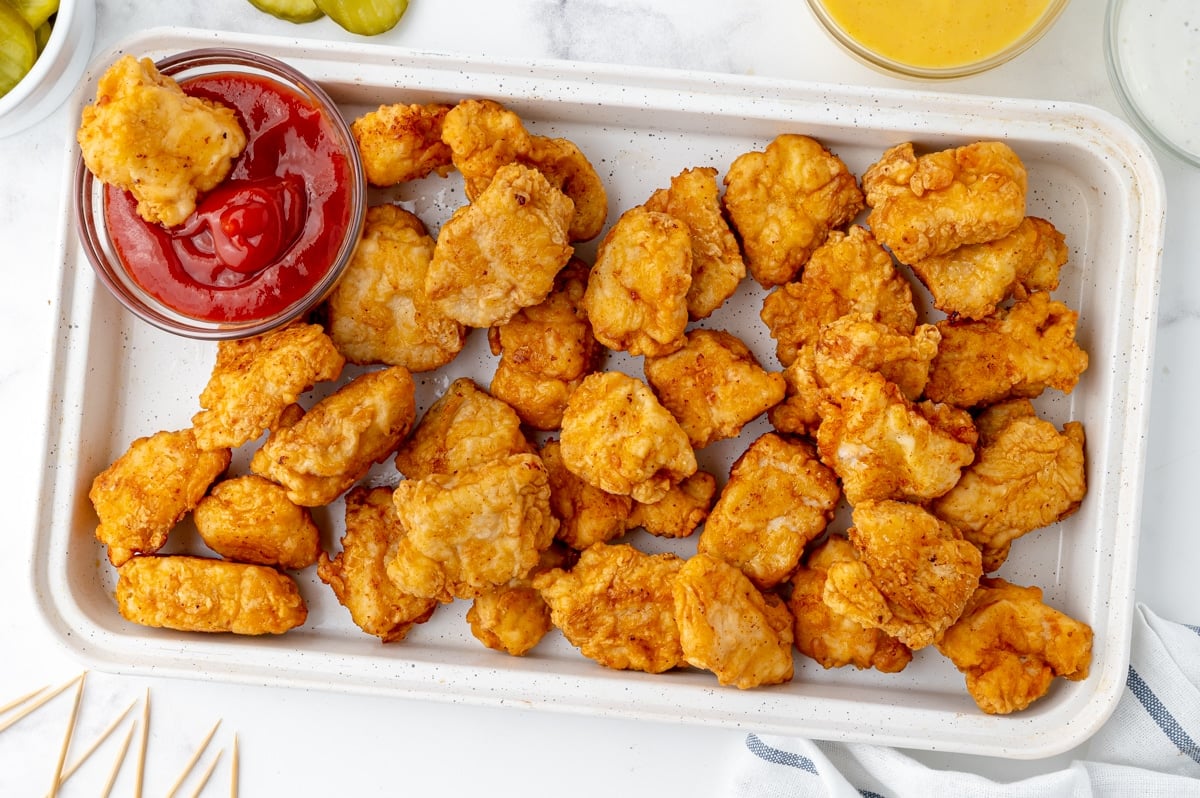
[103,72,354,323]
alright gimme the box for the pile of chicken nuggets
[89,93,1097,716]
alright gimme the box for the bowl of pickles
[0,0,95,138]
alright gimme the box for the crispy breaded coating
[527,135,609,242]
[823,500,983,650]
[90,428,231,567]
[193,475,320,570]
[925,291,1089,408]
[251,366,416,506]
[789,536,912,673]
[699,433,840,589]
[644,329,786,449]
[582,206,692,357]
[723,134,865,287]
[466,544,573,656]
[534,542,685,674]
[626,471,717,539]
[426,162,574,328]
[77,56,247,227]
[325,204,466,372]
[317,486,437,643]
[760,226,918,368]
[909,216,1068,320]
[814,315,941,402]
[540,439,633,550]
[387,453,558,602]
[351,102,453,186]
[487,259,601,430]
[115,555,306,635]
[816,369,978,505]
[932,400,1086,572]
[673,553,795,689]
[937,578,1093,714]
[393,378,531,481]
[862,141,1028,264]
[559,371,697,504]
[767,347,823,437]
[191,323,345,451]
[644,167,746,319]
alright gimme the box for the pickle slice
[7,0,58,29]
[0,2,37,99]
[34,19,50,53]
[314,0,408,36]
[246,0,324,24]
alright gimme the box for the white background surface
[2,0,1197,794]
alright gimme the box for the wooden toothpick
[100,720,137,798]
[0,684,47,716]
[134,688,150,798]
[188,749,224,798]
[44,698,138,797]
[0,673,83,735]
[47,672,87,797]
[165,720,221,798]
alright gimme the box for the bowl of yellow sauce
[807,0,1070,79]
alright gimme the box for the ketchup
[104,72,354,322]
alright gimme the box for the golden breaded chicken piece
[582,206,692,358]
[387,453,558,602]
[526,135,609,242]
[193,475,320,570]
[191,323,345,451]
[673,553,795,689]
[823,500,983,650]
[814,315,942,402]
[767,347,823,437]
[816,369,978,505]
[723,134,865,287]
[644,329,786,449]
[251,366,416,506]
[534,542,685,674]
[699,433,840,589]
[937,577,1093,714]
[351,102,453,186]
[317,486,437,643]
[115,555,306,635]
[466,543,574,656]
[933,400,1086,571]
[760,226,918,368]
[910,217,1068,320]
[325,204,466,372]
[559,371,697,504]
[487,259,601,430]
[626,471,717,539]
[540,439,633,551]
[78,56,247,227]
[789,536,912,673]
[394,378,532,481]
[90,428,230,567]
[862,141,1028,264]
[644,167,746,319]
[426,162,574,328]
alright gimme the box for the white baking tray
[34,27,1165,758]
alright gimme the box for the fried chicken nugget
[90,428,231,567]
[533,542,686,674]
[823,500,983,650]
[325,204,466,372]
[582,206,692,358]
[723,134,865,288]
[559,371,697,504]
[317,486,437,643]
[937,577,1093,714]
[191,323,346,451]
[77,56,247,227]
[789,536,912,673]
[673,553,795,689]
[527,135,609,242]
[698,433,840,589]
[193,475,320,570]
[644,329,786,449]
[426,162,574,328]
[251,366,416,506]
[925,291,1090,408]
[862,141,1028,264]
[115,555,306,635]
[932,400,1086,571]
[644,167,746,319]
[540,439,633,550]
[466,543,574,656]
[487,259,601,430]
[813,315,942,402]
[351,102,453,186]
[816,369,978,505]
[626,471,717,539]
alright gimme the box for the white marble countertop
[2,0,1197,794]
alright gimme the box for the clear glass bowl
[74,48,366,340]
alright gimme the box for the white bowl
[0,0,96,138]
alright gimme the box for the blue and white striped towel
[729,604,1200,797]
